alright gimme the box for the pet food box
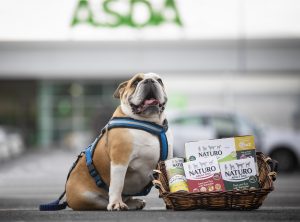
[185,135,257,163]
[183,156,226,193]
[219,157,260,190]
[184,135,259,191]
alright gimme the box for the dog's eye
[157,78,164,86]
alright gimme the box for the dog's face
[114,73,167,119]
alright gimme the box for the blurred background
[0,0,300,173]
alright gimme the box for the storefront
[0,0,300,148]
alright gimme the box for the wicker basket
[152,152,277,210]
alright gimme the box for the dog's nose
[143,79,155,84]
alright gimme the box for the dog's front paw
[107,200,128,211]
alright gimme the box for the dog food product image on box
[185,135,257,163]
[185,138,237,163]
[183,157,225,193]
[219,157,259,191]
[234,136,256,160]
[165,158,189,192]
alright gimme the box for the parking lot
[0,149,299,221]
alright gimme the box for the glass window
[209,116,237,138]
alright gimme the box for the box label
[183,157,225,192]
[219,158,259,190]
[185,138,237,162]
[185,136,257,163]
[165,158,189,192]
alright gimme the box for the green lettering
[103,0,123,27]
[130,0,154,28]
[160,0,183,26]
[71,0,95,26]
[70,0,183,28]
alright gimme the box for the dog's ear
[113,81,128,99]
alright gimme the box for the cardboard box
[183,157,225,192]
[185,136,256,163]
[219,157,259,190]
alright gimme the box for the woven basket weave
[152,152,277,210]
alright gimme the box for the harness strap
[107,117,168,161]
[86,117,169,196]
[159,129,168,161]
[85,137,110,190]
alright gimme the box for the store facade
[0,0,300,148]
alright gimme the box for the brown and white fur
[66,73,173,211]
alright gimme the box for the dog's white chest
[122,129,160,194]
[129,129,160,169]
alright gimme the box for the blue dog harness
[39,117,169,211]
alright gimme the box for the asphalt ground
[0,149,299,222]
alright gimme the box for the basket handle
[152,179,167,193]
[149,169,161,181]
[264,156,279,181]
[149,170,167,193]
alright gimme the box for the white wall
[0,0,300,40]
[1,39,300,78]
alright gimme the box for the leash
[39,191,67,211]
[39,117,169,211]
[39,151,85,211]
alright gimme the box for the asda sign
[71,0,182,28]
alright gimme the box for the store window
[38,80,120,148]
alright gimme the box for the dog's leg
[107,163,129,211]
[125,198,146,210]
[77,191,108,210]
[66,186,109,210]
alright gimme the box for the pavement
[0,149,300,222]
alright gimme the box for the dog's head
[114,73,167,120]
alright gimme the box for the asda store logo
[71,0,182,28]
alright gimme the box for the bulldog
[66,73,173,211]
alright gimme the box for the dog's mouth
[130,95,165,114]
